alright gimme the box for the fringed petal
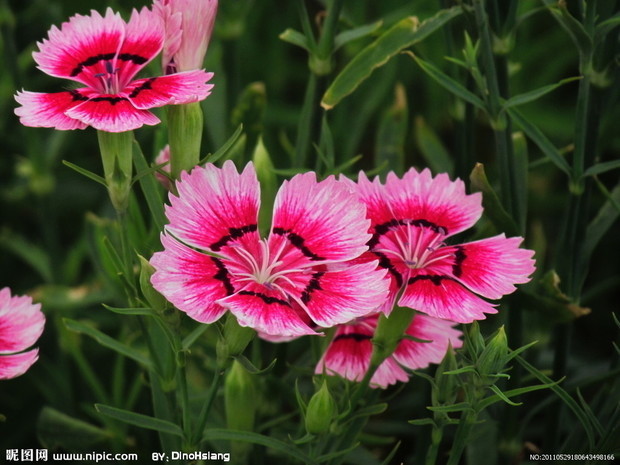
[14,90,88,130]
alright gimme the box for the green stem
[446,410,477,465]
[425,424,444,465]
[192,368,223,447]
[294,73,319,168]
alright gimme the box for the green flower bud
[305,380,337,435]
[434,342,459,405]
[225,360,257,460]
[252,137,276,234]
[97,130,133,213]
[138,255,167,312]
[371,308,415,367]
[477,326,509,376]
[167,102,203,178]
[217,314,255,369]
[465,320,486,359]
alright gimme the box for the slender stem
[425,424,444,465]
[193,368,223,447]
[294,73,319,168]
[446,410,477,465]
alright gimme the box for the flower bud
[434,342,458,405]
[477,326,509,376]
[217,314,255,369]
[97,130,134,213]
[305,380,337,435]
[139,255,168,312]
[225,360,257,460]
[465,320,486,359]
[371,308,415,367]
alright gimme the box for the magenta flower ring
[350,169,536,323]
[14,7,213,132]
[0,288,45,380]
[150,161,389,338]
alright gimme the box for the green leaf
[427,402,473,413]
[182,324,210,350]
[202,124,245,164]
[279,28,312,51]
[374,83,408,175]
[103,305,159,317]
[594,13,620,45]
[546,3,592,58]
[37,407,111,451]
[95,404,183,437]
[0,231,53,282]
[62,160,107,186]
[516,356,596,449]
[583,160,620,177]
[512,132,529,233]
[488,384,522,406]
[322,7,463,109]
[408,53,486,110]
[506,106,571,175]
[231,354,277,375]
[204,429,318,465]
[414,116,454,176]
[478,379,562,411]
[64,318,153,370]
[316,442,362,463]
[334,20,383,51]
[583,181,620,262]
[408,418,436,426]
[132,141,166,231]
[469,163,520,237]
[502,77,581,110]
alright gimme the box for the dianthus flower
[347,169,536,323]
[150,161,389,338]
[154,0,218,73]
[15,7,213,132]
[316,313,462,388]
[0,288,45,380]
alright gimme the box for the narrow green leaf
[348,403,388,421]
[409,53,486,110]
[204,429,318,465]
[182,324,210,350]
[64,318,153,370]
[506,106,571,175]
[414,116,454,176]
[231,355,277,375]
[582,181,620,266]
[594,12,620,45]
[427,402,473,413]
[488,384,522,406]
[103,305,158,317]
[202,124,245,164]
[317,442,361,463]
[132,141,166,231]
[334,20,383,51]
[408,418,436,426]
[478,379,562,411]
[512,132,529,233]
[0,231,53,282]
[546,4,593,57]
[469,163,520,236]
[62,160,106,186]
[322,7,463,109]
[279,28,311,51]
[583,159,620,177]
[95,404,183,437]
[515,356,596,449]
[576,389,605,437]
[37,407,110,451]
[502,77,581,110]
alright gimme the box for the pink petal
[217,283,317,338]
[393,314,462,370]
[126,70,213,109]
[0,349,39,380]
[165,161,260,252]
[356,168,483,239]
[169,0,218,71]
[283,261,389,328]
[370,357,410,388]
[316,321,375,383]
[271,173,371,263]
[399,271,497,323]
[115,7,164,87]
[153,0,183,73]
[0,288,45,354]
[33,8,125,88]
[64,91,160,132]
[150,234,229,324]
[429,234,536,300]
[14,90,88,130]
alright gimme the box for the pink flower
[14,7,213,132]
[150,161,389,338]
[154,0,218,74]
[316,313,462,388]
[347,169,536,323]
[0,288,45,380]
